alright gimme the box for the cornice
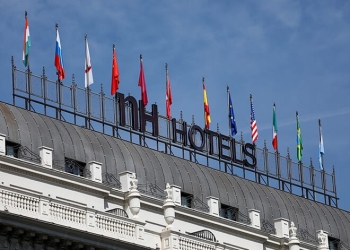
[0,156,111,197]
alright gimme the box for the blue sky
[1,1,350,211]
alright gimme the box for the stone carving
[318,230,327,247]
[162,183,175,229]
[289,221,297,239]
[128,173,141,219]
[129,173,138,191]
[165,183,172,200]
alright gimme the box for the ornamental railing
[260,219,276,234]
[298,228,318,245]
[137,183,166,200]
[52,158,92,179]
[187,230,217,242]
[102,172,122,189]
[11,61,338,207]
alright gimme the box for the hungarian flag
[272,103,278,150]
[203,81,211,129]
[84,36,93,87]
[23,11,31,67]
[54,25,65,81]
[138,55,148,106]
[166,65,172,119]
[111,44,120,95]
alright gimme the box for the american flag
[250,94,258,143]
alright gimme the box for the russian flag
[55,27,65,81]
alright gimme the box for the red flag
[138,55,148,106]
[166,64,172,119]
[111,45,119,95]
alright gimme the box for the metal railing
[298,228,318,245]
[187,230,217,242]
[137,183,166,200]
[11,62,338,207]
[52,158,91,179]
[261,219,276,234]
[105,208,129,218]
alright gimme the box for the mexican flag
[272,103,278,150]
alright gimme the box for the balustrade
[50,202,86,224]
[0,187,138,243]
[178,237,215,250]
[95,214,135,238]
[0,189,39,213]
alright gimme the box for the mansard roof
[0,102,349,244]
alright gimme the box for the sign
[118,93,256,168]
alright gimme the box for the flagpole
[140,53,143,111]
[25,11,30,73]
[165,62,168,118]
[55,23,59,83]
[296,111,300,163]
[273,102,278,153]
[166,62,171,140]
[55,23,62,120]
[227,85,230,137]
[113,44,119,126]
[85,34,91,129]
[25,11,31,111]
[319,119,324,171]
[250,94,254,145]
[202,76,205,128]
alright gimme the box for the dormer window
[220,204,239,221]
[65,158,86,177]
[328,236,340,250]
[181,192,193,208]
[5,141,20,158]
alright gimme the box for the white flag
[85,37,93,87]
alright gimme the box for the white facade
[0,146,331,250]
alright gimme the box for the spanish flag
[203,79,211,129]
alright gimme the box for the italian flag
[272,103,278,150]
[23,11,31,67]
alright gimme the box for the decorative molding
[0,162,109,198]
[55,196,87,207]
[9,184,43,195]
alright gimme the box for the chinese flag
[111,45,119,95]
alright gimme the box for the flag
[227,87,237,136]
[203,79,211,129]
[165,64,172,119]
[318,119,325,170]
[272,103,278,150]
[296,111,303,161]
[54,25,65,81]
[138,55,148,106]
[250,94,258,143]
[111,44,120,95]
[84,35,93,87]
[23,11,31,67]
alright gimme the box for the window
[5,142,20,158]
[328,237,340,250]
[181,192,193,208]
[64,158,86,177]
[220,204,239,221]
